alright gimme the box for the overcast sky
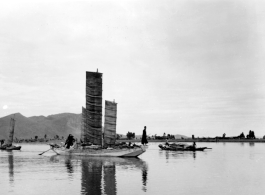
[1,0,265,137]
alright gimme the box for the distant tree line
[126,132,135,140]
[124,132,176,140]
[215,130,256,140]
[13,134,65,143]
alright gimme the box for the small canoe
[6,146,22,150]
[0,145,21,150]
[158,144,209,151]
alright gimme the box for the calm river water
[1,142,265,195]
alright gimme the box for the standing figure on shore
[141,126,148,145]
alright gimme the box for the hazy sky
[1,0,265,137]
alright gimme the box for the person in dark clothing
[165,139,169,146]
[65,134,75,149]
[193,142,196,148]
[141,126,148,145]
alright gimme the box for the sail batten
[104,100,117,146]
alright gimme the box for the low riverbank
[13,138,265,144]
[117,138,265,143]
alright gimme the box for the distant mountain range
[0,112,190,140]
[0,113,81,140]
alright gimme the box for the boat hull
[159,144,207,151]
[53,146,146,157]
[0,146,21,150]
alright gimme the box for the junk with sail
[104,100,117,146]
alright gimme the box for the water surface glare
[1,142,265,195]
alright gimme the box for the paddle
[39,148,51,155]
[51,148,60,155]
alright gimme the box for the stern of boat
[119,146,146,157]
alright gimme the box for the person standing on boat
[141,126,148,145]
[65,134,75,149]
[193,142,196,148]
[0,139,4,146]
[165,139,169,146]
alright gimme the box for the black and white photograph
[1,0,265,194]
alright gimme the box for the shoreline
[117,139,265,143]
[13,138,265,144]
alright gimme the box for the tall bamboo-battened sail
[82,71,103,145]
[104,100,117,146]
[6,115,15,146]
[0,114,21,150]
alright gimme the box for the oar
[51,148,60,155]
[39,148,51,155]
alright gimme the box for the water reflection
[50,156,147,195]
[81,157,148,195]
[81,158,103,195]
[8,152,14,184]
[249,142,255,147]
[160,150,197,159]
[103,162,116,195]
[65,157,74,178]
[193,151,196,159]
[142,164,148,192]
[165,150,169,160]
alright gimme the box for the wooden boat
[0,115,22,151]
[158,143,210,151]
[51,71,145,157]
[53,145,145,157]
[6,145,22,150]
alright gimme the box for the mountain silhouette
[0,113,190,140]
[0,113,81,140]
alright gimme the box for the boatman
[165,139,169,146]
[193,142,196,148]
[141,126,148,145]
[65,134,75,149]
[0,139,4,146]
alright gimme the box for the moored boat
[6,146,22,150]
[0,115,22,151]
[158,143,210,151]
